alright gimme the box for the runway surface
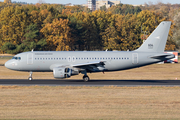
[1,79,180,86]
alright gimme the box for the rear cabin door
[132,53,138,64]
[27,53,33,64]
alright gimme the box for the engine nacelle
[53,67,79,79]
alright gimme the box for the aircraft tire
[83,76,89,82]
[28,77,32,81]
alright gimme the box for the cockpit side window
[12,57,21,60]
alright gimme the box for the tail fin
[136,21,171,52]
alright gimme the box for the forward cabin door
[132,53,138,64]
[27,53,33,64]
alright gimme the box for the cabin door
[27,53,33,64]
[132,53,138,64]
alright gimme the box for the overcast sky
[0,0,179,5]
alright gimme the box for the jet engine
[53,67,79,79]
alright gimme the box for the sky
[0,0,179,5]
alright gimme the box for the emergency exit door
[132,53,138,64]
[27,53,33,64]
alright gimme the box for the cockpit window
[12,57,21,60]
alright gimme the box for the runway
[1,79,180,86]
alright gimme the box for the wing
[72,61,106,72]
[50,61,106,72]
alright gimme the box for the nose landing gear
[28,71,33,81]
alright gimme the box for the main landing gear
[81,70,90,82]
[28,71,33,81]
[83,75,90,82]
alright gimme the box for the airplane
[5,21,175,82]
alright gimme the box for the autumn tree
[68,17,87,50]
[72,11,101,50]
[171,12,180,50]
[0,3,179,53]
[108,4,142,15]
[1,23,47,53]
[4,0,11,3]
[41,18,73,51]
[0,6,30,48]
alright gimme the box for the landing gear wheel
[83,76,89,82]
[28,77,32,81]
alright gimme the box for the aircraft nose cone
[5,61,10,69]
[5,60,19,70]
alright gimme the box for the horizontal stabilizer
[150,53,175,60]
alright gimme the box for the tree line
[0,2,179,54]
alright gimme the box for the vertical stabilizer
[136,21,171,52]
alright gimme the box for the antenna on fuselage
[31,49,34,52]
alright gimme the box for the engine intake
[53,67,79,79]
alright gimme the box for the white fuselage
[5,51,171,72]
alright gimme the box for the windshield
[12,57,21,60]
